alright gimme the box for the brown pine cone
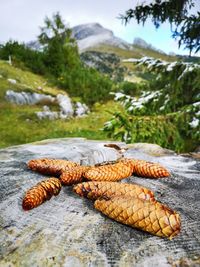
[60,166,90,186]
[83,161,133,182]
[94,196,180,239]
[73,181,155,202]
[122,158,170,178]
[22,178,62,210]
[27,158,79,176]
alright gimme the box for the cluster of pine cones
[22,157,181,239]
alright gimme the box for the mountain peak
[72,22,131,52]
[72,22,113,41]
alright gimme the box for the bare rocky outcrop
[5,90,89,119]
[0,138,199,266]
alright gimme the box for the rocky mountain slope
[70,23,178,81]
[72,23,132,52]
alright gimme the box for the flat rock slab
[0,138,200,267]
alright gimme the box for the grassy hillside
[87,44,177,61]
[0,60,121,148]
[0,60,65,97]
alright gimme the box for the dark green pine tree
[38,12,80,77]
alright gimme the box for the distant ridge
[133,37,165,54]
[71,23,132,52]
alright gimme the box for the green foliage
[121,0,200,54]
[136,58,200,113]
[38,12,80,78]
[116,81,144,96]
[104,57,200,152]
[58,66,113,106]
[104,111,184,152]
[0,41,46,74]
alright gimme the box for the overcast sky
[0,0,199,56]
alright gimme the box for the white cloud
[0,0,135,42]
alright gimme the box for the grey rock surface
[36,106,59,120]
[75,102,89,117]
[126,143,175,157]
[5,90,55,105]
[0,138,200,267]
[56,94,74,117]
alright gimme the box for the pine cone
[94,196,180,239]
[83,161,133,182]
[22,178,62,210]
[27,158,79,176]
[60,166,90,186]
[73,181,155,202]
[122,158,170,178]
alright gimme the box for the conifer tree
[38,12,80,77]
